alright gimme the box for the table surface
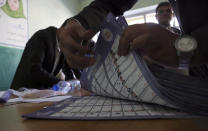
[0,89,207,131]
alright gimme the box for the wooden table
[0,89,207,131]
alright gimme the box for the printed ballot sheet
[23,96,195,120]
[23,14,204,120]
[80,14,172,107]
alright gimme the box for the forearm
[73,1,109,31]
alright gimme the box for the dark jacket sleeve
[26,30,60,87]
[169,0,208,34]
[169,0,208,69]
[73,0,137,31]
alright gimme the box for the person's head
[155,2,173,27]
[8,0,20,11]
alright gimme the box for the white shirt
[51,36,61,75]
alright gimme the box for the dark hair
[156,2,171,13]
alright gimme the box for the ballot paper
[7,95,71,104]
[23,13,208,120]
[1,89,71,104]
[0,91,7,102]
[80,14,173,107]
[0,91,6,96]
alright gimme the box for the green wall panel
[0,45,23,90]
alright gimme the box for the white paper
[8,95,72,103]
[0,91,6,97]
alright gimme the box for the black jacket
[11,27,65,89]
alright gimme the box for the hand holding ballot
[57,19,96,69]
[118,23,179,67]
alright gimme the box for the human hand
[118,23,179,67]
[57,19,96,69]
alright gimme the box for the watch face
[175,36,197,52]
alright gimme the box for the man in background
[10,20,79,89]
[155,2,180,34]
[11,26,64,90]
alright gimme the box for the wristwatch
[174,35,198,68]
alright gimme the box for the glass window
[145,13,158,24]
[126,15,145,25]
